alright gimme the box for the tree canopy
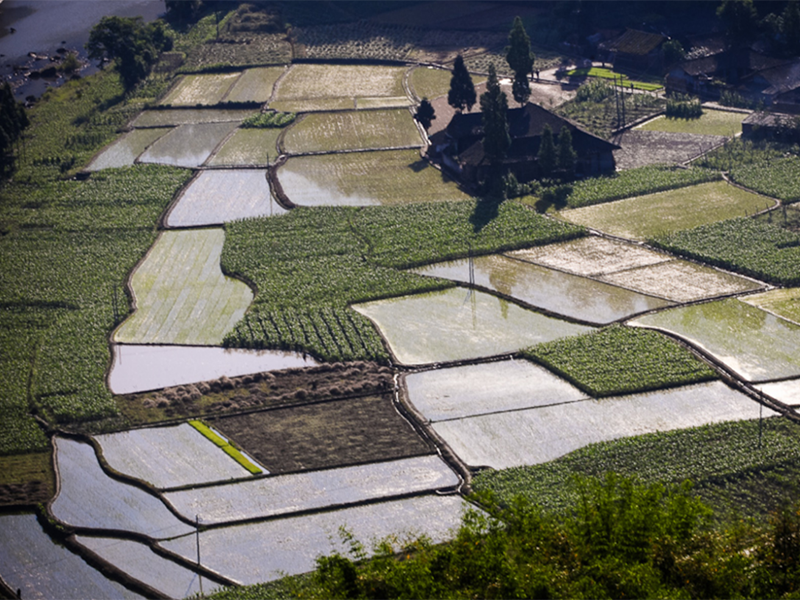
[448,54,477,113]
[537,124,557,178]
[87,16,173,90]
[717,0,758,47]
[506,16,534,106]
[557,126,577,180]
[0,82,29,177]
[480,64,511,163]
[414,98,436,131]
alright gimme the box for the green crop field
[281,110,422,154]
[115,229,253,346]
[561,181,774,240]
[637,109,746,137]
[523,326,717,397]
[653,217,800,286]
[742,288,800,325]
[567,67,663,91]
[277,150,471,206]
[207,128,281,166]
[160,73,241,106]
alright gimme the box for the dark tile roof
[675,50,788,79]
[608,29,666,56]
[751,59,800,95]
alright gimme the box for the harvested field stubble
[212,394,431,472]
[182,34,292,71]
[160,73,241,106]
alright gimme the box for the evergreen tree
[506,16,534,106]
[480,64,510,163]
[782,0,800,55]
[557,126,577,180]
[414,97,436,131]
[0,82,29,176]
[717,0,757,48]
[537,124,557,178]
[448,55,477,113]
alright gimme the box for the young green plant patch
[523,325,717,397]
[189,420,262,474]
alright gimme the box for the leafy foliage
[523,325,717,397]
[241,111,296,128]
[565,165,721,208]
[222,201,584,361]
[653,217,800,286]
[666,94,703,119]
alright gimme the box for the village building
[600,29,667,73]
[742,111,800,143]
[432,103,619,184]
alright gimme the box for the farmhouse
[600,29,667,73]
[742,111,800,143]
[436,102,619,184]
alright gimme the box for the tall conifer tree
[448,54,477,113]
[537,124,556,178]
[480,64,510,163]
[506,16,534,106]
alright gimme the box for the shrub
[666,94,702,119]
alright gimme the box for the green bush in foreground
[241,111,296,128]
[208,473,800,600]
[565,165,721,208]
[523,325,717,397]
[653,217,800,286]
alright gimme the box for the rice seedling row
[159,495,467,584]
[224,67,285,104]
[96,423,255,490]
[165,455,457,524]
[631,298,800,382]
[565,166,721,208]
[523,325,718,397]
[0,514,143,600]
[742,288,800,325]
[652,217,800,286]
[51,437,193,539]
[472,417,800,519]
[189,420,262,474]
[160,73,242,107]
[404,359,589,422]
[115,229,253,346]
[561,181,774,241]
[281,110,422,154]
[412,254,672,324]
[434,381,769,469]
[354,287,593,365]
[75,535,220,599]
[132,109,256,128]
[272,64,407,103]
[206,128,282,167]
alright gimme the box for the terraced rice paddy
[355,96,413,109]
[560,181,774,240]
[132,109,255,127]
[159,495,466,584]
[86,128,168,171]
[631,299,800,381]
[206,128,281,166]
[281,109,423,154]
[0,514,143,600]
[161,73,242,106]
[636,109,747,137]
[756,379,800,406]
[404,359,588,422]
[213,396,431,473]
[165,456,457,524]
[74,536,219,599]
[270,64,407,112]
[410,66,459,100]
[412,255,672,324]
[353,287,593,365]
[223,67,285,104]
[108,344,317,395]
[277,150,471,206]
[96,423,256,489]
[598,259,762,302]
[114,229,253,346]
[433,381,770,469]
[51,438,193,539]
[138,122,239,168]
[166,170,283,227]
[741,288,800,325]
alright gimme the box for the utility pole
[196,514,203,596]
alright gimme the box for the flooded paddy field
[114,229,253,346]
[160,73,242,107]
[206,128,282,166]
[353,287,593,365]
[108,344,317,395]
[166,170,282,227]
[560,181,773,240]
[165,455,458,524]
[86,129,169,171]
[282,109,423,154]
[741,287,800,325]
[433,381,771,469]
[138,122,239,168]
[159,495,467,584]
[224,67,285,104]
[412,254,672,324]
[74,536,220,599]
[631,299,800,382]
[132,109,256,128]
[0,513,143,600]
[277,149,470,206]
[404,359,589,422]
[96,423,255,489]
[51,438,193,539]
[212,395,431,473]
[756,379,800,406]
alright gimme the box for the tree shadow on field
[470,197,501,233]
[408,159,429,173]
